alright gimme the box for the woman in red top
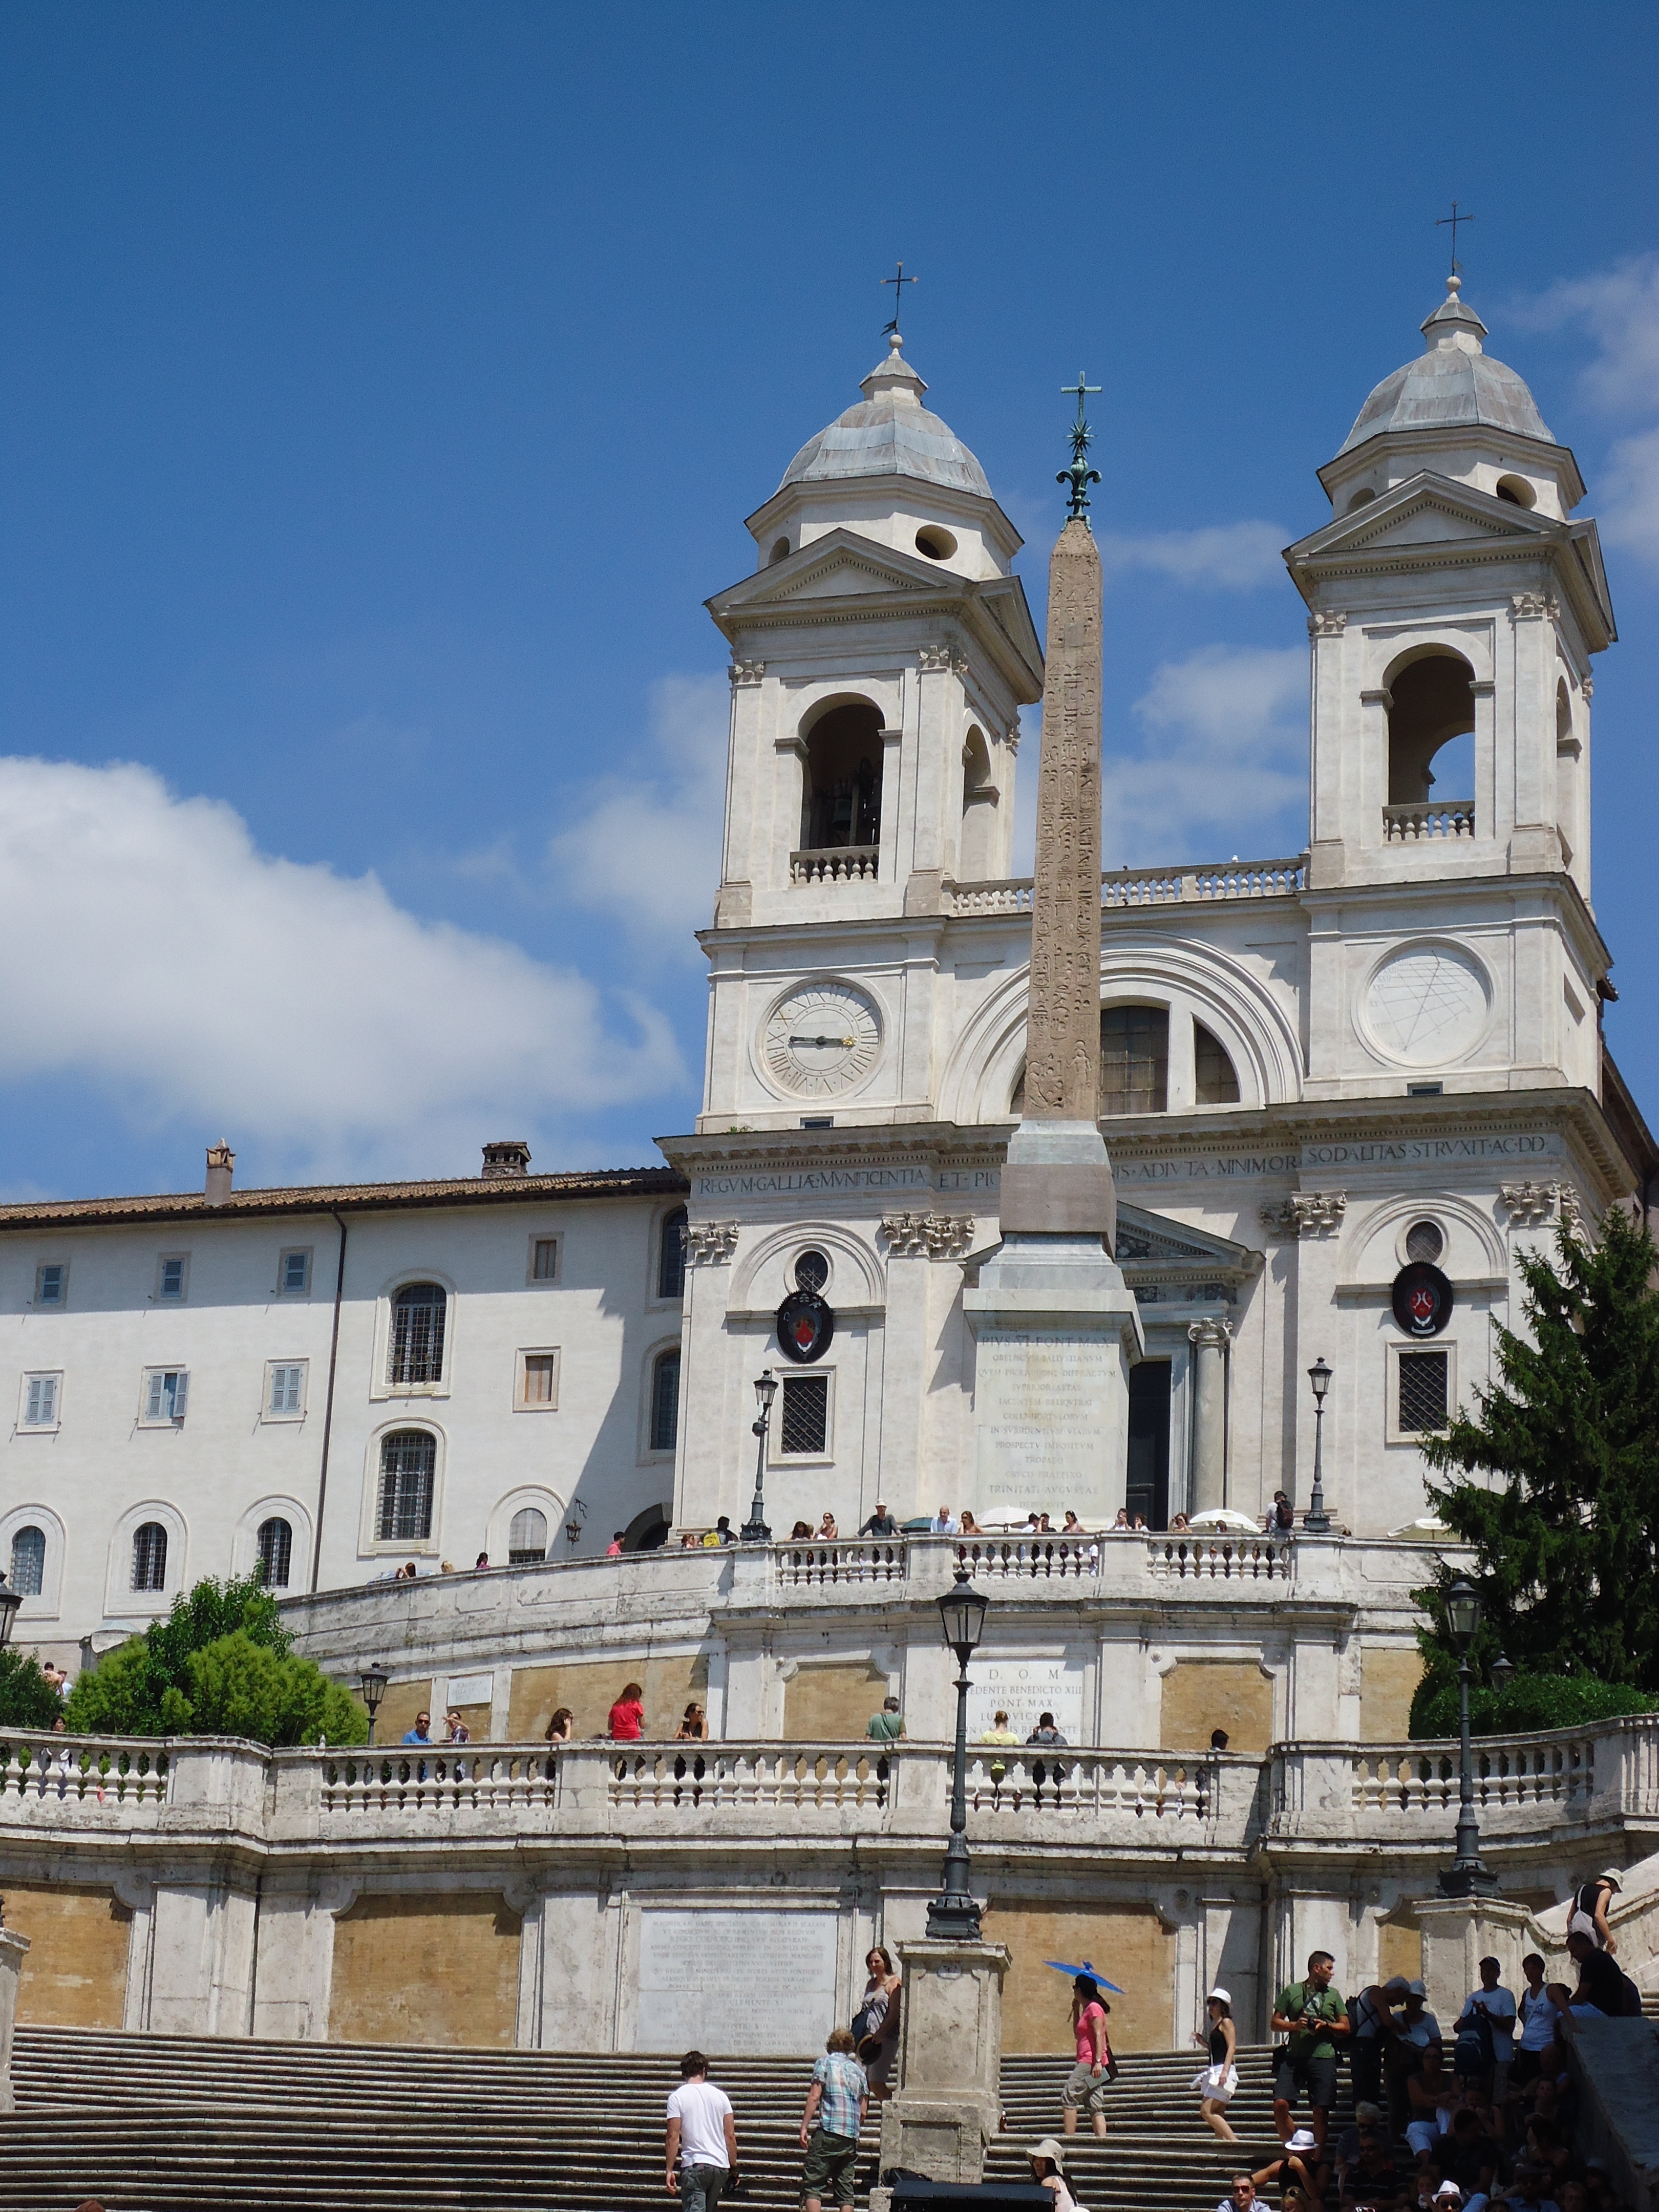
[608,1681,645,1740]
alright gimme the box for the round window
[794,1249,830,1294]
[1405,1220,1444,1264]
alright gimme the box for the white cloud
[0,756,680,1176]
[1515,254,1659,565]
[548,673,729,942]
[1095,521,1288,590]
[1105,645,1307,864]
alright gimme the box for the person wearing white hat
[1567,1868,1622,1953]
[1027,2137,1076,2212]
[1189,1988,1240,2142]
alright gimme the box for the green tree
[1414,1206,1659,1694]
[65,1575,364,1745]
[0,1647,67,1729]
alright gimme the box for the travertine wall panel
[980,1901,1172,2054]
[507,1653,708,1741]
[783,1663,887,1742]
[1377,1910,1423,1984]
[353,1679,434,1745]
[4,1882,130,2028]
[330,1893,521,2046]
[1159,1661,1273,1754]
[1360,1647,1425,1741]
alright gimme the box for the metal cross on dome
[881,261,917,339]
[1059,371,1102,522]
[1436,201,1475,275]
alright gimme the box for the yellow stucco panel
[506,1652,709,1741]
[5,1881,131,2028]
[783,1663,890,1742]
[980,1900,1174,2055]
[330,1891,522,2047]
[1360,1646,1426,1741]
[1159,1660,1273,1754]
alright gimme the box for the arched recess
[1339,1192,1508,1286]
[729,1221,887,1315]
[797,695,884,852]
[232,1496,315,1591]
[488,1484,567,1567]
[1384,648,1476,805]
[0,1503,66,1619]
[958,726,999,880]
[939,942,1304,1126]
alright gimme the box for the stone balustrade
[790,846,879,883]
[943,856,1306,916]
[1382,798,1476,840]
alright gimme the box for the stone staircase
[0,2028,1344,2212]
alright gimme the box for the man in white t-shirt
[666,2049,738,2212]
[1459,1956,1517,2102]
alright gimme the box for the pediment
[1289,472,1556,566]
[711,527,968,614]
[1115,1203,1260,1281]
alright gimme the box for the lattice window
[1101,1006,1168,1115]
[10,1526,45,1597]
[1398,1350,1449,1434]
[649,1351,681,1453]
[1194,1022,1240,1106]
[780,1374,829,1456]
[389,1283,446,1386]
[378,1431,436,1541]
[257,1517,293,1589]
[1406,1220,1444,1263]
[657,1209,687,1301]
[508,1507,548,1564]
[132,1522,168,1592]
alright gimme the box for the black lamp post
[741,1370,778,1543]
[1439,1577,1499,1896]
[0,1573,20,1652]
[926,1565,992,1942]
[1303,1356,1333,1534]
[360,1662,390,1748]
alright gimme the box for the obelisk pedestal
[967,501,1143,1524]
[870,1939,1010,2206]
[0,1925,30,2114]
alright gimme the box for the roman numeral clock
[762,983,882,1100]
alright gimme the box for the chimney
[481,1140,531,1179]
[205,1141,235,1206]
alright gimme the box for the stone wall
[983,1900,1174,2054]
[506,1652,709,1740]
[1159,1661,1273,1754]
[330,1892,522,2046]
[3,1882,131,2029]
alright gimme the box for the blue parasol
[1044,1959,1125,1994]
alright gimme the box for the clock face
[1364,945,1490,1068]
[762,983,882,1098]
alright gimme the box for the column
[1188,1319,1230,1514]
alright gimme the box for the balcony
[944,855,1306,917]
[790,846,878,885]
[1382,799,1476,841]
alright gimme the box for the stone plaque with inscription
[967,1656,1084,1743]
[634,1908,838,2055]
[973,1328,1119,1518]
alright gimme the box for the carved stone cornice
[1260,1192,1348,1239]
[685,1220,741,1266]
[879,1211,975,1260]
[1510,591,1559,622]
[728,659,764,687]
[1499,1180,1579,1232]
[916,643,967,674]
[1307,611,1348,637]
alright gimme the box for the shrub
[181,1632,365,1747]
[1410,1668,1659,1739]
[0,1648,66,1730]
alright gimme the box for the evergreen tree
[1415,1205,1659,1690]
[0,1647,67,1729]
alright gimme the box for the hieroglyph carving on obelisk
[1023,516,1104,1122]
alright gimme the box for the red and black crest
[1391,1261,1453,1338]
[776,1288,834,1364]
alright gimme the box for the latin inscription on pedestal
[967,1658,1084,1745]
[973,1328,1117,1519]
[634,1908,838,2055]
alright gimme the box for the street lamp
[1303,1356,1333,1534]
[1491,1651,1515,1697]
[740,1370,778,1543]
[927,1564,992,1943]
[360,1662,390,1748]
[1439,1577,1499,1897]
[0,1573,19,1652]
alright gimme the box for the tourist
[701,1516,736,1546]
[1566,1869,1620,1953]
[1060,1975,1113,2138]
[867,1695,906,1745]
[665,2048,737,2212]
[1036,1512,1054,1534]
[676,1702,708,1741]
[1025,1511,1043,1532]
[980,1709,1018,1784]
[681,1532,701,1549]
[443,1710,470,1743]
[817,1512,839,1540]
[1027,2138,1076,2212]
[1405,2041,1454,2154]
[1111,1508,1131,1530]
[1511,1955,1553,2094]
[1337,2122,1402,2209]
[798,2026,867,2212]
[1456,1959,1516,2104]
[606,1531,625,1557]
[1269,1491,1296,1533]
[854,1944,901,2099]
[474,1550,490,1569]
[959,1510,982,1537]
[1271,1948,1348,2150]
[1171,1512,1192,1532]
[1565,1928,1628,2015]
[1349,1976,1409,2112]
[1209,1729,1231,1752]
[397,1560,419,1580]
[608,1681,646,1741]
[1062,1511,1082,1535]
[402,1711,432,1745]
[931,1504,959,1534]
[1131,1513,1147,1530]
[790,1521,813,1540]
[1388,1980,1442,2133]
[544,1707,575,1743]
[1214,2176,1261,2212]
[1436,2107,1502,2206]
[1249,2135,1325,2205]
[1027,1710,1068,1796]
[859,1503,899,1537]
[1192,1986,1239,2142]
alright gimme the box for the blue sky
[2,3,1656,1195]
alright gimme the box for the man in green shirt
[1270,1948,1347,2150]
[867,1697,906,1743]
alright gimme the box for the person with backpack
[1270,1950,1348,2152]
[1348,1976,1409,2111]
[1456,1958,1516,2104]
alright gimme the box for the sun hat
[1436,2185,1464,2201]
[1208,1986,1232,2004]
[1598,1867,1623,1888]
[1407,1979,1427,1996]
[1027,2139,1067,2170]
[1287,2129,1318,2151]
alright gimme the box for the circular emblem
[1364,944,1490,1068]
[1392,1261,1454,1337]
[776,1288,834,1363]
[762,983,881,1099]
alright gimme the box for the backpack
[1454,2005,1495,2075]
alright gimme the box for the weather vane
[1058,371,1102,523]
[1436,201,1475,276]
[881,261,917,341]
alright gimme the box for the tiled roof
[0,1165,687,1233]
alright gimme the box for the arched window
[1387,653,1475,825]
[377,1431,436,1542]
[256,1517,293,1589]
[649,1349,681,1454]
[1194,1023,1240,1106]
[132,1522,168,1592]
[657,1208,687,1301]
[508,1507,548,1565]
[799,701,883,853]
[1100,1007,1168,1115]
[9,1525,45,1598]
[389,1282,446,1387]
[959,727,998,880]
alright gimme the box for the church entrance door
[1125,1360,1171,1529]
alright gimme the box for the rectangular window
[519,1350,560,1409]
[1100,1006,1168,1115]
[22,1373,60,1427]
[279,1249,312,1295]
[267,1363,307,1416]
[377,1432,436,1542]
[530,1237,559,1282]
[649,1349,681,1453]
[34,1263,66,1307]
[779,1373,829,1456]
[143,1368,189,1422]
[157,1254,189,1302]
[1398,1350,1450,1435]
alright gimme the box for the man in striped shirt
[798,2028,868,2212]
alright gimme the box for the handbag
[850,2005,873,2043]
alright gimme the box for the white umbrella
[966,1509,1047,1533]
[1388,1515,1451,1542]
[1183,1508,1263,1534]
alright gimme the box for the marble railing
[774,1541,907,1587]
[944,856,1306,916]
[1382,799,1476,841]
[0,1734,171,1817]
[766,1532,1295,1596]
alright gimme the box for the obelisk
[964,380,1143,1525]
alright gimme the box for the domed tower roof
[777,339,993,498]
[1339,275,1556,454]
